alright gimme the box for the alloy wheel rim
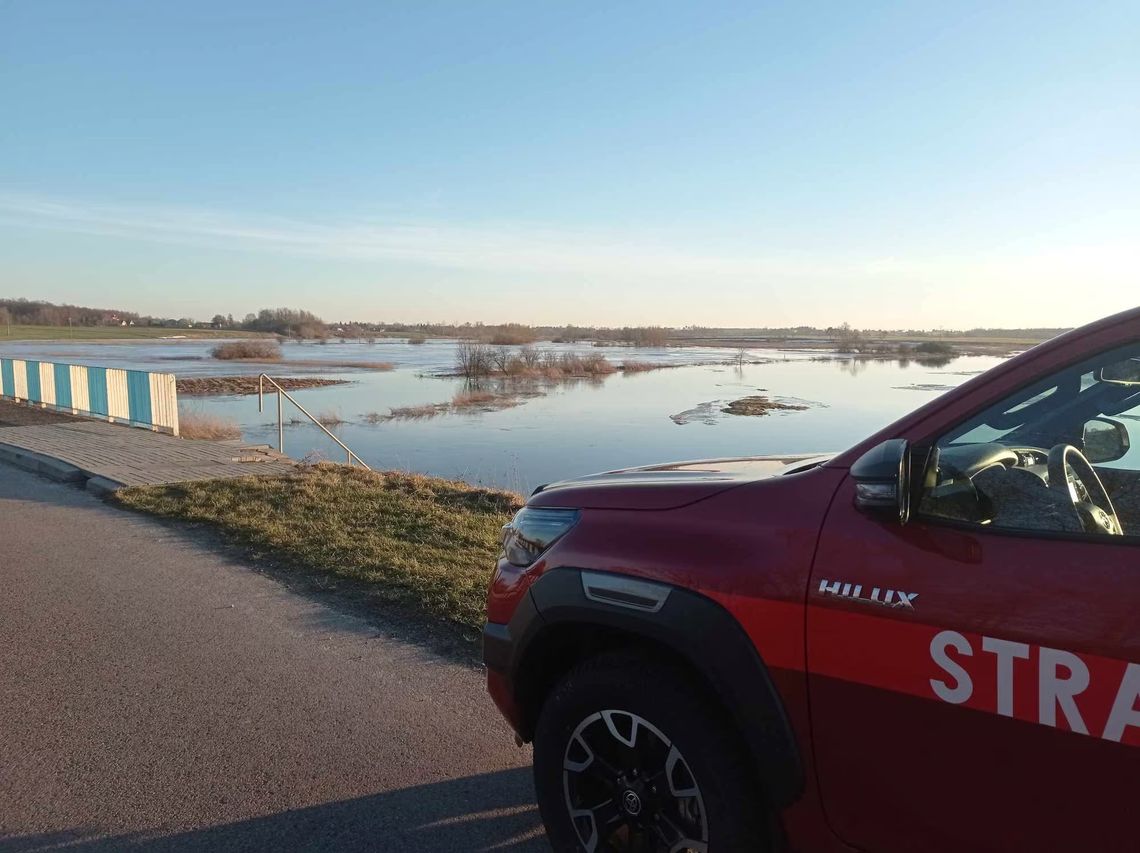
[562,709,708,852]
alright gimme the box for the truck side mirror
[1083,417,1129,464]
[851,438,911,524]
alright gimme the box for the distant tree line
[234,307,326,338]
[0,298,140,327]
[376,321,670,346]
[2,297,1073,345]
[961,327,1070,339]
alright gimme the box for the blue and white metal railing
[0,358,180,435]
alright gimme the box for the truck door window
[918,343,1140,538]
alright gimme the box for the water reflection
[1,338,1005,492]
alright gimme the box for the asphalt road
[0,463,545,852]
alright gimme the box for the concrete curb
[85,476,126,497]
[0,440,126,495]
[0,442,86,484]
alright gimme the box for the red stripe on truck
[807,607,1140,747]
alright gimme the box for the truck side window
[918,343,1140,538]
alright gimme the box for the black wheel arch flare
[483,567,804,809]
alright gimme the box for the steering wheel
[1047,444,1123,536]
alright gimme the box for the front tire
[533,651,770,852]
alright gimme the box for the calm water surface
[0,338,1006,493]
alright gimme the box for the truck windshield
[944,343,1140,466]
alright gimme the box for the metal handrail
[257,374,371,470]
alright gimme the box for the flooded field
[0,337,1006,493]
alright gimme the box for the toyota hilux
[484,306,1140,852]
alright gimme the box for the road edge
[0,441,125,493]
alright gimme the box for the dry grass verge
[211,340,283,361]
[179,411,243,440]
[114,465,522,638]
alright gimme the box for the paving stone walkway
[0,419,295,488]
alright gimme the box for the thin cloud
[0,192,843,279]
[2,194,1135,324]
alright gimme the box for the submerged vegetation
[282,359,394,370]
[620,360,674,373]
[359,344,684,422]
[671,394,816,425]
[210,340,283,361]
[374,403,447,421]
[177,376,348,396]
[913,341,956,356]
[721,395,810,416]
[455,342,620,380]
[115,465,522,641]
[375,385,527,422]
[452,388,521,409]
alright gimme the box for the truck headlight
[500,507,579,568]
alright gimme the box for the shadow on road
[0,768,546,852]
[0,462,93,508]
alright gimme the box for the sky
[1,1,1138,329]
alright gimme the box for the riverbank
[114,464,521,644]
[0,325,271,341]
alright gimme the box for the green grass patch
[115,465,522,638]
[0,325,272,341]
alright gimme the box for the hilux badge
[818,579,918,610]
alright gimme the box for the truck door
[807,344,1140,852]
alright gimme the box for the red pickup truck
[483,307,1140,853]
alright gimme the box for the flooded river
[0,337,1006,493]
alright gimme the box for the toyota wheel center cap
[621,789,643,816]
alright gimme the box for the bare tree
[490,345,512,374]
[455,341,491,378]
[835,322,866,353]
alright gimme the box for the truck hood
[528,453,834,510]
